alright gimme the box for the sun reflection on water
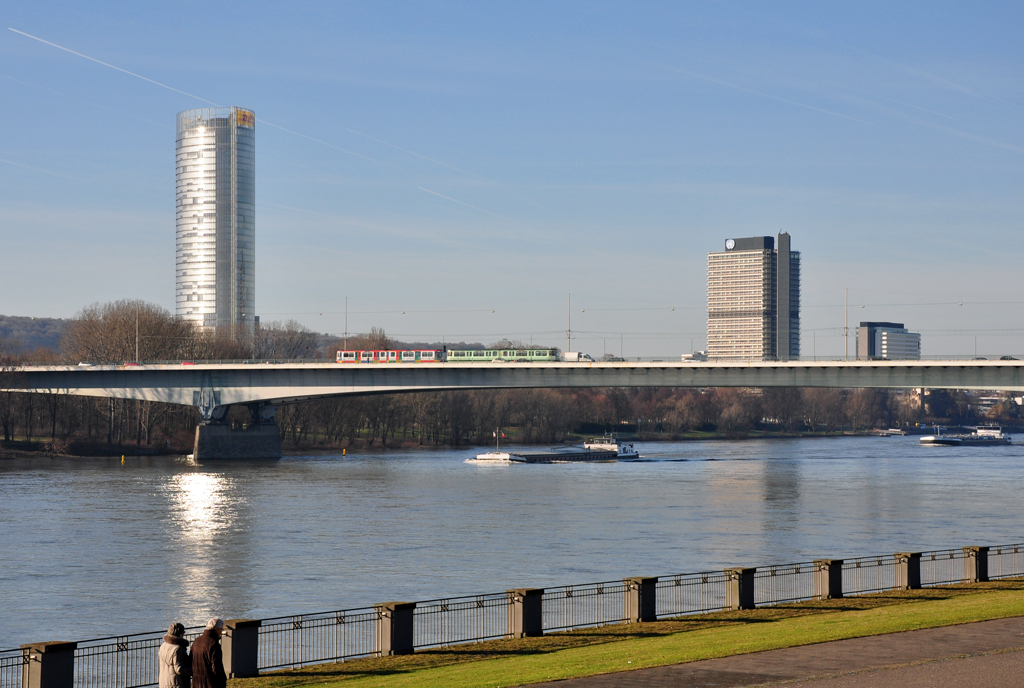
[169,472,233,543]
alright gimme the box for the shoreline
[0,431,893,461]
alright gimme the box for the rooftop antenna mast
[566,293,571,353]
[844,288,849,362]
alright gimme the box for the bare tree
[251,320,321,359]
[62,300,199,363]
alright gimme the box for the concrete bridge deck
[5,359,1024,412]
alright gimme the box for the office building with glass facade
[707,233,800,361]
[857,322,921,360]
[175,106,256,330]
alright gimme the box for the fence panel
[842,555,896,594]
[73,628,201,688]
[257,608,378,671]
[754,562,816,605]
[543,582,628,632]
[654,572,730,618]
[0,649,25,688]
[413,594,510,649]
[919,549,966,587]
[988,544,1024,580]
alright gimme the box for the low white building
[857,322,921,361]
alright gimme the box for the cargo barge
[470,437,639,463]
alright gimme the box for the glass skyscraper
[175,107,255,330]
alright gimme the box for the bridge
[5,359,1022,459]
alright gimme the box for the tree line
[0,300,1019,453]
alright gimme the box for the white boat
[470,450,517,463]
[471,429,518,462]
[582,436,640,459]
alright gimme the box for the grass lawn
[231,580,1024,688]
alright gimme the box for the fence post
[223,619,262,678]
[963,546,990,583]
[894,552,922,590]
[623,577,658,623]
[375,602,416,656]
[814,559,844,599]
[725,568,756,610]
[506,589,544,638]
[19,642,76,688]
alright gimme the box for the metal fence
[655,571,730,618]
[919,549,967,587]
[257,607,378,671]
[754,562,817,605]
[543,581,630,632]
[842,555,897,594]
[989,544,1024,580]
[72,628,202,688]
[11,541,1024,688]
[0,649,26,688]
[413,594,511,649]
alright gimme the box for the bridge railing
[9,541,1024,688]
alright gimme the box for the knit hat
[168,622,185,637]
[206,617,224,631]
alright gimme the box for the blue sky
[1,1,1022,358]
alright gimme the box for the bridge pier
[192,403,282,460]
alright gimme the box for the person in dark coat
[158,622,191,688]
[190,618,227,688]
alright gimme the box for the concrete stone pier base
[193,423,282,460]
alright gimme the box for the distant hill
[0,315,66,352]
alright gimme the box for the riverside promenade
[524,616,1024,687]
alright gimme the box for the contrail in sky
[417,187,513,222]
[9,28,219,106]
[8,27,540,221]
[8,28,487,172]
[0,157,75,179]
[661,63,873,125]
[348,129,482,178]
[9,28,390,166]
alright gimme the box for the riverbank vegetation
[230,580,1024,688]
[1,300,1020,456]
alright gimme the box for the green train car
[446,348,559,362]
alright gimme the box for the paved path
[522,616,1024,687]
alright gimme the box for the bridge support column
[192,404,281,461]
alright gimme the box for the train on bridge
[336,348,561,363]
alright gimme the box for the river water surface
[2,436,1023,648]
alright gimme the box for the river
[1,436,1022,648]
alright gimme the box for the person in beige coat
[158,622,192,688]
